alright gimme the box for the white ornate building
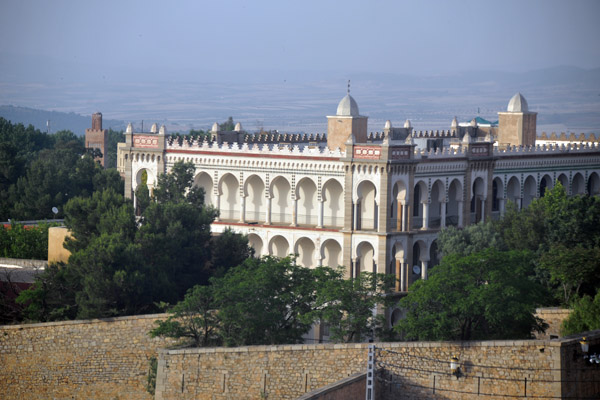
[117,92,600,295]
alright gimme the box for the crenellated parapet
[494,141,600,155]
[411,129,458,139]
[165,137,344,158]
[538,132,599,142]
[244,132,328,144]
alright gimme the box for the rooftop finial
[347,79,350,95]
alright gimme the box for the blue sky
[1,0,599,79]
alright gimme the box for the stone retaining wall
[155,332,600,400]
[0,314,172,400]
[535,307,572,339]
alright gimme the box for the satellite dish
[412,265,421,275]
[52,207,59,215]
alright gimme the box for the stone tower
[326,94,368,151]
[497,93,537,147]
[85,112,108,167]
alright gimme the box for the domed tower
[497,93,537,147]
[326,89,368,151]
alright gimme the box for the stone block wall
[0,314,173,400]
[155,332,600,400]
[297,372,366,400]
[155,344,368,400]
[535,307,572,339]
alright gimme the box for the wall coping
[536,307,572,314]
[0,313,168,330]
[296,372,366,400]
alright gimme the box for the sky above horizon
[1,0,599,81]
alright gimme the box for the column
[239,195,246,223]
[403,203,408,231]
[440,201,447,228]
[265,197,271,225]
[292,198,298,226]
[480,197,486,221]
[215,194,221,221]
[353,202,359,230]
[422,202,429,230]
[499,198,506,216]
[351,257,358,279]
[421,260,429,280]
[317,200,324,228]
[457,200,463,228]
[396,200,402,231]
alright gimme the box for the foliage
[561,290,600,336]
[212,256,317,346]
[438,221,501,257]
[16,263,79,321]
[150,285,220,347]
[0,118,123,221]
[104,128,125,169]
[219,117,235,131]
[208,228,254,279]
[16,161,226,321]
[134,182,150,216]
[146,356,157,396]
[492,184,600,305]
[307,268,395,343]
[396,249,547,341]
[539,245,600,304]
[0,222,51,259]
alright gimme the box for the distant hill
[0,105,125,135]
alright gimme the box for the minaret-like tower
[497,93,537,147]
[326,82,368,151]
[85,112,108,167]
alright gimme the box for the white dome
[126,123,133,133]
[234,122,242,132]
[470,118,477,127]
[211,122,219,132]
[404,119,411,129]
[150,123,158,133]
[159,125,167,135]
[336,94,359,116]
[507,92,529,112]
[384,120,392,129]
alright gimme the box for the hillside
[0,105,125,135]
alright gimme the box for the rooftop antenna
[46,120,50,134]
[141,120,144,132]
[347,80,351,95]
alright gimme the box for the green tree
[208,228,253,279]
[212,256,317,346]
[438,220,501,257]
[539,245,600,304]
[396,249,547,341]
[150,285,220,347]
[104,128,125,169]
[135,182,150,216]
[307,268,395,343]
[0,222,51,259]
[561,290,600,336]
[219,117,235,131]
[16,161,220,321]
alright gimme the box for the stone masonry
[0,314,172,400]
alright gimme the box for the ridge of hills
[0,105,125,135]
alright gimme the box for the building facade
[117,93,600,295]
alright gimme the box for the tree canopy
[17,161,250,322]
[151,257,394,347]
[0,118,123,221]
[396,248,547,341]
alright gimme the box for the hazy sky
[1,0,599,80]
